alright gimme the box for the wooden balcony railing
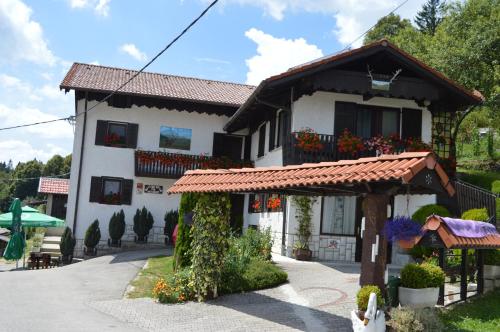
[135,150,253,179]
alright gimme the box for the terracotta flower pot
[398,238,415,249]
[294,248,312,261]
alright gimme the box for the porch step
[43,236,61,245]
[40,243,61,253]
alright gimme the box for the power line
[0,172,71,182]
[0,0,219,132]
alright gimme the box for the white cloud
[217,0,426,47]
[0,140,68,164]
[244,28,323,85]
[0,0,56,66]
[68,0,111,17]
[119,43,148,62]
[37,85,66,100]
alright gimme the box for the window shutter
[244,135,251,160]
[334,102,357,136]
[95,120,108,146]
[89,176,103,203]
[127,123,139,148]
[257,124,266,157]
[401,108,422,139]
[269,114,276,151]
[121,179,133,205]
[248,194,255,213]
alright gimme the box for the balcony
[135,150,253,179]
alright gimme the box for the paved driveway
[0,251,360,331]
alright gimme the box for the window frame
[319,196,357,237]
[105,121,128,147]
[100,177,123,205]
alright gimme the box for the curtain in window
[321,196,356,235]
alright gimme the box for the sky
[0,0,428,165]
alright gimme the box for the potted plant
[384,216,422,249]
[351,285,385,331]
[294,128,323,152]
[84,219,101,256]
[399,263,445,308]
[108,210,126,247]
[59,227,76,264]
[164,209,178,245]
[291,196,315,261]
[134,206,154,243]
[337,128,365,157]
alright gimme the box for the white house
[61,40,481,260]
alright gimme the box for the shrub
[238,227,273,261]
[59,227,76,257]
[153,268,194,304]
[133,207,154,240]
[191,193,231,300]
[356,285,384,311]
[174,193,199,269]
[109,210,125,241]
[84,219,101,248]
[461,207,489,221]
[292,196,316,249]
[390,307,443,332]
[492,180,500,195]
[400,263,445,289]
[484,250,500,266]
[164,209,178,243]
[411,204,451,225]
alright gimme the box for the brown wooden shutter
[401,108,422,139]
[269,114,276,151]
[89,176,103,202]
[95,120,108,146]
[121,179,133,205]
[126,123,139,148]
[334,102,357,136]
[257,124,266,157]
[248,194,255,213]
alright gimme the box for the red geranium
[295,128,323,152]
[337,129,365,157]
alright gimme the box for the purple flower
[384,216,422,242]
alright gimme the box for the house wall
[66,99,230,251]
[46,194,53,216]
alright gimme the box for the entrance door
[229,194,244,235]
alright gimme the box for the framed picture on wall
[144,184,163,194]
[159,126,192,150]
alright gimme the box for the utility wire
[0,0,219,132]
[0,172,71,182]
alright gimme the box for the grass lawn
[441,289,500,332]
[127,255,174,298]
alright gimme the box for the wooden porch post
[360,194,389,291]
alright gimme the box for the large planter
[484,265,500,279]
[294,248,312,261]
[398,286,439,308]
[108,238,122,248]
[84,246,97,256]
[61,254,73,264]
[135,235,148,244]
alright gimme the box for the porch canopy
[168,152,455,291]
[168,152,454,197]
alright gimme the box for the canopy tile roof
[60,63,255,107]
[168,152,454,196]
[38,177,70,195]
[417,215,500,249]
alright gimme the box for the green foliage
[10,160,43,200]
[400,263,445,289]
[164,209,178,243]
[238,227,273,261]
[109,210,126,241]
[133,206,154,240]
[412,204,451,224]
[491,180,500,194]
[153,268,195,304]
[239,260,287,291]
[62,154,72,176]
[84,219,101,248]
[59,227,76,257]
[461,207,489,221]
[191,193,231,300]
[174,193,199,269]
[292,196,316,248]
[487,131,495,159]
[472,128,481,156]
[364,13,413,44]
[37,204,46,214]
[42,155,64,176]
[415,0,445,35]
[484,250,500,266]
[390,307,444,332]
[356,285,384,311]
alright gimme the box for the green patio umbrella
[2,199,25,262]
[0,205,65,228]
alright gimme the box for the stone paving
[0,250,360,332]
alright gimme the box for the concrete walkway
[0,251,360,331]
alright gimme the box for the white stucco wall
[291,91,432,143]
[66,99,230,240]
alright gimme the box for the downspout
[72,92,88,237]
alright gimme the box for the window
[321,196,356,235]
[248,193,283,213]
[257,123,266,157]
[381,110,399,136]
[95,120,138,148]
[89,176,133,205]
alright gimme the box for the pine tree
[415,0,445,35]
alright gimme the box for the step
[40,243,61,253]
[43,236,62,244]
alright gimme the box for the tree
[62,154,72,176]
[364,13,413,45]
[10,160,43,200]
[42,154,64,176]
[415,0,446,35]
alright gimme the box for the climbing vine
[291,196,316,248]
[190,193,231,301]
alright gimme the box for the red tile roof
[38,177,70,195]
[167,152,454,196]
[418,215,500,249]
[60,63,255,107]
